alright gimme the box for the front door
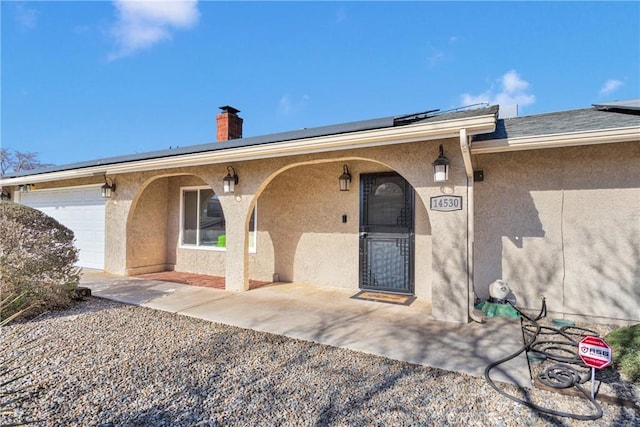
[359,173,414,294]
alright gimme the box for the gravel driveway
[2,298,638,426]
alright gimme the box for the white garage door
[20,186,105,269]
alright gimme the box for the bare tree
[0,147,11,176]
[0,148,53,175]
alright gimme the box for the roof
[593,99,640,112]
[4,105,498,179]
[473,100,640,142]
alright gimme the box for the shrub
[0,202,81,321]
[605,323,640,383]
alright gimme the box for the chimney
[217,105,243,141]
[499,104,519,119]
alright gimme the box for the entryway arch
[125,172,225,276]
[245,157,432,298]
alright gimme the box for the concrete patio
[80,269,531,388]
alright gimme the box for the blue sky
[2,1,639,166]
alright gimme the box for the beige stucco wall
[474,141,640,323]
[410,139,471,323]
[256,162,359,287]
[248,231,275,282]
[414,195,432,298]
[126,177,169,274]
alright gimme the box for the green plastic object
[217,235,226,247]
[475,301,520,318]
[552,318,575,327]
[527,351,547,364]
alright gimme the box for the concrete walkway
[80,270,531,388]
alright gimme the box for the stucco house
[1,100,638,325]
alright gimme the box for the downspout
[460,128,484,323]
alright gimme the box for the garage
[20,186,106,269]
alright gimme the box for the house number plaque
[430,195,462,212]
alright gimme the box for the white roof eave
[471,126,640,154]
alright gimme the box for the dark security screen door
[359,173,414,294]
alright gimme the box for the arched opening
[247,158,433,301]
[126,173,230,276]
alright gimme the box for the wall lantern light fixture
[101,177,116,198]
[339,165,352,191]
[223,166,239,194]
[18,184,34,193]
[0,190,10,201]
[432,144,450,183]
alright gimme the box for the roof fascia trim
[471,126,640,154]
[2,113,496,186]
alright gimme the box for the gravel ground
[2,297,638,426]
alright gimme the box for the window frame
[179,186,257,253]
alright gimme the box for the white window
[181,187,256,251]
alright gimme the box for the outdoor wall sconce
[18,184,34,193]
[223,166,239,194]
[432,144,450,183]
[101,177,116,198]
[339,165,352,191]
[0,190,10,201]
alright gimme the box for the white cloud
[461,92,491,107]
[278,94,310,116]
[502,70,529,93]
[461,70,535,108]
[109,0,199,60]
[599,79,623,95]
[15,4,38,30]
